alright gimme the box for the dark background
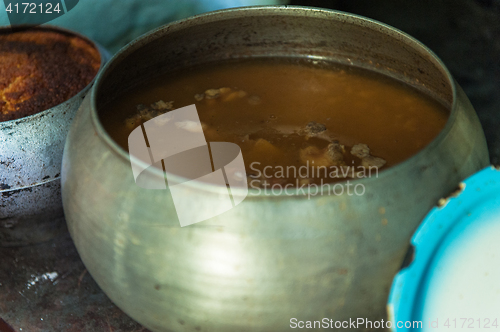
[290,0,500,163]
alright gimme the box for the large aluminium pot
[62,6,489,332]
[0,26,109,246]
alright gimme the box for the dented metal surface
[0,26,110,246]
[63,6,489,332]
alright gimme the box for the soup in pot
[101,58,449,187]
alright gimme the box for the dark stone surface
[292,0,500,163]
[0,229,150,332]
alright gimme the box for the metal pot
[0,26,109,246]
[62,6,489,331]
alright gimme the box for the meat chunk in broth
[350,143,387,169]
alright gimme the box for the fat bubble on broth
[100,58,449,187]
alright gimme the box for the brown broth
[100,58,449,185]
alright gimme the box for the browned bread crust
[0,28,100,122]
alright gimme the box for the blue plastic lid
[388,166,500,331]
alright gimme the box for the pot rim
[0,24,107,127]
[89,5,458,198]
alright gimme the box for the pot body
[62,7,489,332]
[0,26,109,246]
